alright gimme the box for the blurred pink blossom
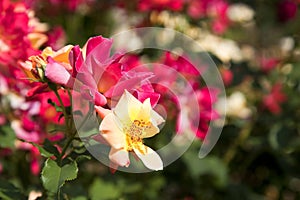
[278,0,298,22]
[155,52,219,140]
[220,68,233,86]
[260,57,280,73]
[263,83,287,114]
[48,0,94,12]
[45,26,66,51]
[195,87,219,138]
[0,0,47,75]
[0,114,6,125]
[187,0,230,34]
[138,0,184,11]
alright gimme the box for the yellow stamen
[123,119,151,154]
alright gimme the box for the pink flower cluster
[0,73,66,175]
[136,0,230,34]
[0,0,66,175]
[43,36,160,107]
[0,0,46,75]
[158,52,219,139]
[26,0,95,12]
[187,0,230,34]
[49,0,95,11]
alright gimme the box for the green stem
[67,88,73,108]
[52,88,75,164]
[53,89,68,124]
[58,135,75,164]
[76,102,94,132]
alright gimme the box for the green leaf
[30,143,54,158]
[43,139,60,158]
[41,159,78,195]
[0,179,26,200]
[89,179,121,200]
[0,125,16,148]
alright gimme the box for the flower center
[124,119,151,154]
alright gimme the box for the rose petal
[85,36,113,73]
[134,91,160,107]
[94,106,111,119]
[109,148,130,168]
[80,85,107,106]
[11,120,40,143]
[94,91,107,106]
[53,45,73,64]
[136,98,151,122]
[45,58,74,87]
[99,113,126,149]
[113,90,140,124]
[92,134,109,145]
[69,45,82,76]
[133,145,163,171]
[150,109,165,126]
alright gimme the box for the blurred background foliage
[1,0,300,199]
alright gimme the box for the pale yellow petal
[99,113,125,149]
[136,98,151,122]
[41,47,54,58]
[113,90,135,124]
[142,123,160,138]
[125,90,143,121]
[133,145,163,171]
[150,109,165,126]
[109,148,130,167]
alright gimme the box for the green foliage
[183,153,228,188]
[0,179,26,200]
[31,143,54,158]
[41,159,78,196]
[33,139,60,158]
[0,126,16,148]
[89,178,121,200]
